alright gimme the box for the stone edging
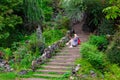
[31,31,72,71]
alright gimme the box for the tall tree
[24,0,44,39]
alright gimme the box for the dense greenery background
[0,0,120,80]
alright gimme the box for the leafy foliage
[0,0,23,46]
[75,59,104,79]
[103,0,120,19]
[53,13,70,29]
[43,13,70,32]
[24,0,44,25]
[106,30,120,65]
[81,43,105,70]
[3,48,12,61]
[62,0,108,32]
[75,59,120,80]
[89,35,108,46]
[9,33,45,71]
[88,35,108,51]
[0,0,120,80]
[43,29,66,45]
[61,0,86,22]
[28,33,45,54]
[104,64,120,79]
[98,19,115,35]
[103,6,120,19]
[41,0,53,21]
[80,35,109,71]
[84,0,107,32]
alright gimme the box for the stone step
[52,57,78,60]
[62,48,80,51]
[54,56,77,58]
[61,50,79,52]
[56,53,80,56]
[33,73,62,78]
[51,57,77,60]
[41,65,71,70]
[36,69,68,74]
[60,49,78,52]
[63,47,80,49]
[52,54,79,58]
[47,62,74,66]
[49,58,75,62]
[60,52,79,55]
[18,34,88,80]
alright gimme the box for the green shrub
[88,35,108,51]
[75,59,104,79]
[81,43,105,70]
[75,59,95,74]
[19,54,33,69]
[0,48,12,61]
[89,35,108,46]
[43,29,66,45]
[12,32,45,69]
[28,40,45,55]
[3,48,12,61]
[10,29,65,71]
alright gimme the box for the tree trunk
[36,24,42,40]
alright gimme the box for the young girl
[66,34,79,48]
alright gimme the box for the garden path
[20,32,89,80]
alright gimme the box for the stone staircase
[33,47,80,79]
[21,34,89,80]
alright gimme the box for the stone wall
[0,59,13,72]
[31,31,72,71]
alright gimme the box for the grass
[18,71,34,78]
[0,72,16,80]
[19,67,71,79]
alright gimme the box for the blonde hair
[74,34,78,37]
